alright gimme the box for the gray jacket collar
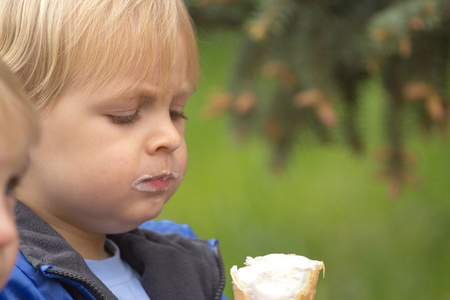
[16,201,225,300]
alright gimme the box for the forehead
[68,45,197,105]
[72,34,198,101]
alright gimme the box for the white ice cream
[231,253,324,300]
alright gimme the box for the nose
[0,198,17,247]
[145,119,182,155]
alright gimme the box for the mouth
[131,171,181,193]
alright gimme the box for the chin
[116,211,165,234]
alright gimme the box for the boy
[0,59,40,289]
[0,1,227,299]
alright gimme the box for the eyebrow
[97,84,197,107]
[98,89,156,107]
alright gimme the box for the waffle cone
[230,255,324,300]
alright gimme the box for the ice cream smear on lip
[231,253,325,300]
[131,172,181,192]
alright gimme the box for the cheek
[33,129,136,197]
[80,142,137,186]
[177,141,188,173]
[94,149,136,184]
[39,114,130,167]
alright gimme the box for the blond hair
[0,0,199,114]
[0,59,40,145]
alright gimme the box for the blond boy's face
[0,129,29,288]
[21,62,195,235]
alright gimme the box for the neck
[20,200,111,260]
[16,181,112,260]
[49,222,111,260]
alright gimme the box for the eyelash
[170,110,189,120]
[109,110,188,125]
[108,112,142,125]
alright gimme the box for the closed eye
[170,110,188,120]
[108,111,142,125]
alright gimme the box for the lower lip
[133,178,171,192]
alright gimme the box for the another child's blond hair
[0,0,199,114]
[0,59,40,145]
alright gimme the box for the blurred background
[156,0,450,299]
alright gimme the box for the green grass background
[156,29,450,299]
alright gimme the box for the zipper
[213,243,227,300]
[44,267,108,300]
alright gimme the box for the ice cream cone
[230,254,324,300]
[293,263,323,300]
[231,280,249,300]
